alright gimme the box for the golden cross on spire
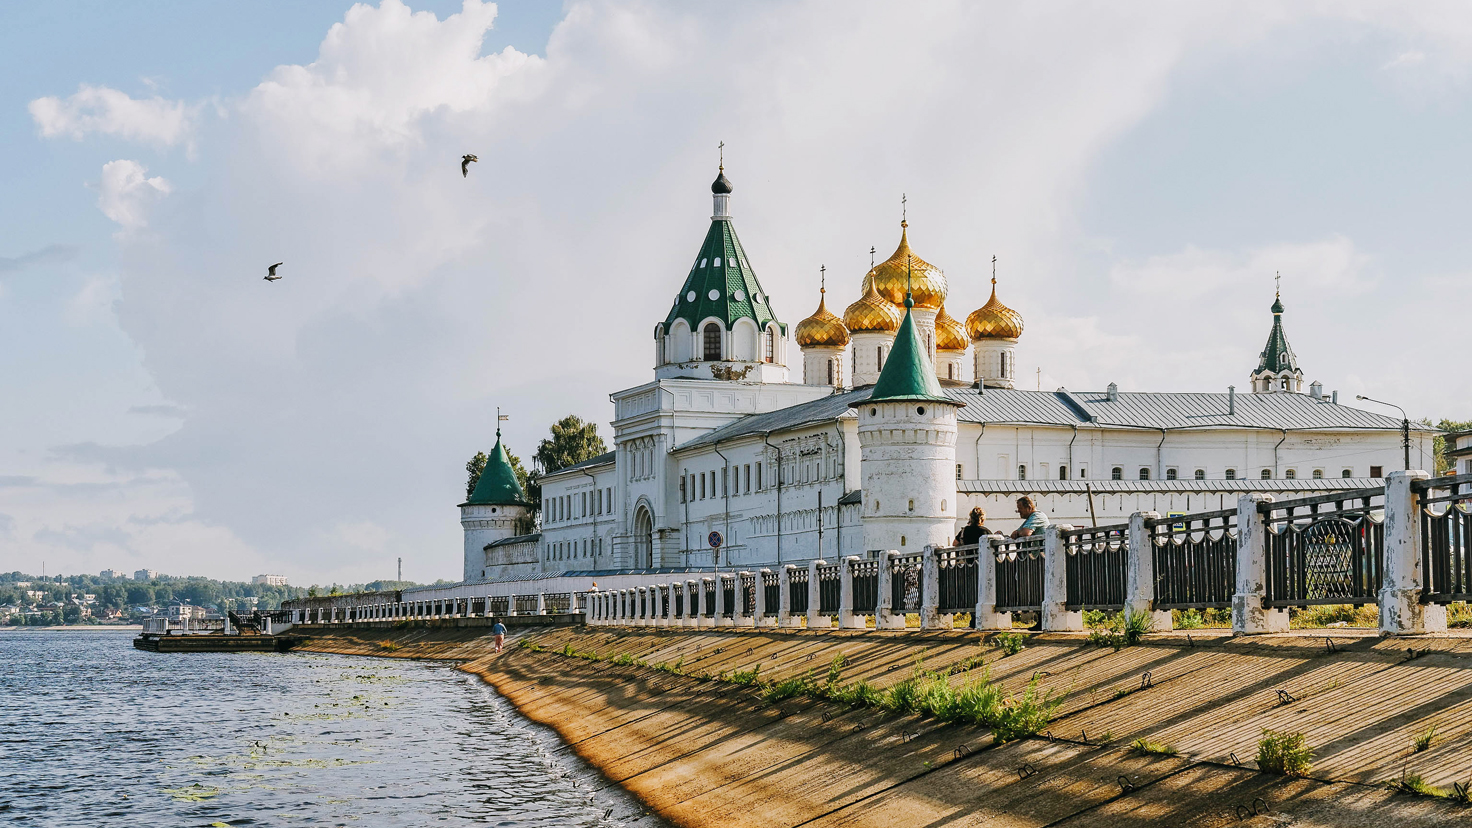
[718,140,724,170]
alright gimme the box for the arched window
[947,363,956,380]
[1111,467,1123,480]
[1226,468,1237,480]
[1341,469,1352,478]
[827,360,834,386]
[1261,468,1272,479]
[703,323,722,361]
[1165,468,1177,480]
[764,328,775,363]
[1285,468,1296,480]
[1312,469,1323,479]
[1194,469,1206,480]
[1139,468,1151,480]
[1017,464,1027,480]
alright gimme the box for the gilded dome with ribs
[870,222,946,310]
[795,291,850,347]
[935,304,969,351]
[966,279,1024,340]
[843,270,903,333]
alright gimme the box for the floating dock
[133,633,302,653]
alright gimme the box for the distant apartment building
[99,569,120,579]
[252,574,288,586]
[134,569,159,581]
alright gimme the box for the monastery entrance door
[633,507,654,568]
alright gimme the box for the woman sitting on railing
[955,507,994,547]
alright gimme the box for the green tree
[1434,419,1472,475]
[528,415,607,513]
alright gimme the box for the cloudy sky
[2,1,1469,586]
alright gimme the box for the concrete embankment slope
[296,625,1472,827]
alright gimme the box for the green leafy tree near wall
[465,449,531,501]
[528,415,608,514]
[1433,418,1472,475]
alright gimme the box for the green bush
[730,664,762,686]
[996,632,1026,656]
[1128,737,1178,757]
[1257,729,1313,776]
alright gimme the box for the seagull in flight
[461,154,478,178]
[265,262,283,282]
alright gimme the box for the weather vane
[496,406,509,438]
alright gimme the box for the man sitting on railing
[955,507,994,546]
[1011,496,1050,539]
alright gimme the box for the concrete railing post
[921,545,944,629]
[638,586,650,626]
[877,552,905,630]
[839,556,862,629]
[662,584,674,626]
[536,593,546,616]
[807,559,829,629]
[1126,511,1172,631]
[1381,471,1444,635]
[1233,493,1288,634]
[974,537,1011,630]
[1042,525,1083,632]
[778,566,795,628]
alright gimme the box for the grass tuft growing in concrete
[1257,729,1313,777]
[1128,737,1178,757]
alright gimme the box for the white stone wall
[972,339,1017,388]
[849,332,893,387]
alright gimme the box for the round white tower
[460,429,531,582]
[967,265,1024,389]
[858,291,964,554]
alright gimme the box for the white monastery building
[461,165,1434,583]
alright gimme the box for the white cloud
[29,83,194,147]
[1109,236,1374,299]
[94,160,171,231]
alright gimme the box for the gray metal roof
[960,478,1386,495]
[673,386,1413,452]
[540,451,617,480]
[485,533,541,549]
[675,388,872,451]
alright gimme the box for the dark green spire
[868,278,953,404]
[1255,291,1299,374]
[465,432,527,506]
[662,168,784,337]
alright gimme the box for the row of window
[994,464,1383,482]
[545,486,615,524]
[546,537,602,561]
[680,454,840,503]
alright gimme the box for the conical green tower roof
[662,170,784,336]
[1255,293,1299,374]
[869,295,956,404]
[465,434,527,506]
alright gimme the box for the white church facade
[461,165,1433,583]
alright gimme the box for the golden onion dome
[843,270,903,333]
[966,278,1025,340]
[871,222,947,310]
[795,289,850,348]
[934,304,969,351]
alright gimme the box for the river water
[0,629,657,827]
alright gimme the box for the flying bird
[265,262,283,282]
[461,154,478,178]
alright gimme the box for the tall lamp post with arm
[1356,394,1412,471]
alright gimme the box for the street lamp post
[1356,395,1411,471]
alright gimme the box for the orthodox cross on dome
[1275,270,1281,298]
[992,255,998,286]
[820,264,826,293]
[870,246,876,269]
[901,192,907,225]
[718,140,724,170]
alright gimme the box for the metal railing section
[720,575,736,618]
[1148,508,1237,610]
[851,558,879,614]
[789,567,810,614]
[761,570,780,617]
[936,544,979,614]
[817,564,841,614]
[1260,486,1384,608]
[1063,523,1129,611]
[994,535,1045,613]
[889,551,924,614]
[1417,473,1472,603]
